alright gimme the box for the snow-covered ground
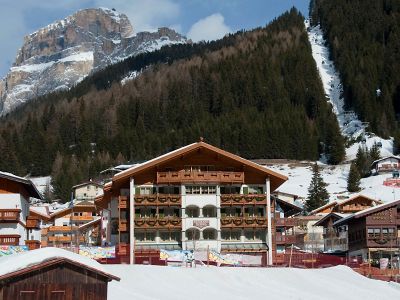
[267,162,397,203]
[105,264,400,300]
[29,176,51,194]
[305,20,393,161]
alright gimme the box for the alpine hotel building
[96,141,289,265]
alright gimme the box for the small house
[0,247,119,299]
[371,156,400,174]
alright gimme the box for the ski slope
[305,20,393,160]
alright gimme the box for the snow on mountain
[305,20,394,160]
[266,161,397,203]
[0,8,188,115]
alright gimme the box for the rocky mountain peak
[0,7,187,116]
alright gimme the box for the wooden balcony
[157,170,244,184]
[119,220,128,232]
[25,240,41,250]
[275,218,299,227]
[26,217,40,229]
[0,209,20,222]
[48,226,78,232]
[118,243,129,255]
[275,233,299,244]
[221,194,267,205]
[119,194,182,209]
[0,235,20,245]
[71,215,94,221]
[134,217,182,229]
[48,236,84,243]
[135,194,181,206]
[220,217,268,228]
[118,196,128,209]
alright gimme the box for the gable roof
[334,199,400,226]
[113,141,288,191]
[310,201,337,215]
[72,181,103,189]
[314,212,351,227]
[336,194,381,207]
[0,171,42,199]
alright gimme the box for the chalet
[371,156,400,175]
[312,195,381,253]
[333,199,400,263]
[96,140,289,265]
[44,202,98,248]
[0,171,42,248]
[0,247,119,300]
[72,181,103,202]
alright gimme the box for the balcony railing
[48,226,79,232]
[26,218,40,229]
[118,194,182,209]
[0,235,20,245]
[135,217,182,229]
[275,218,299,227]
[157,170,244,184]
[119,220,128,232]
[275,233,299,244]
[71,215,94,221]
[220,194,266,205]
[220,217,268,228]
[0,209,20,222]
[48,236,84,242]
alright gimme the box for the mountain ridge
[0,7,187,115]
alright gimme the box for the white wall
[183,195,218,208]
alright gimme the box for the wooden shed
[0,248,119,300]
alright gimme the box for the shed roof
[0,247,119,282]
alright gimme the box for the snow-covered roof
[314,212,351,227]
[0,247,119,281]
[0,171,42,199]
[371,155,400,166]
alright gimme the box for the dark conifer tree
[347,162,361,192]
[306,162,329,213]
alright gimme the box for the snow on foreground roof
[105,264,400,300]
[0,247,112,278]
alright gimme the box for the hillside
[311,0,400,139]
[0,8,345,201]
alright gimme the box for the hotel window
[220,186,240,194]
[136,186,155,195]
[203,229,217,240]
[159,186,180,194]
[222,230,240,241]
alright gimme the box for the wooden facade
[0,258,119,300]
[334,200,400,260]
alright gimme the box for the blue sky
[0,0,309,77]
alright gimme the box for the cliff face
[0,8,187,115]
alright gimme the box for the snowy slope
[305,20,393,160]
[267,162,397,203]
[105,264,400,300]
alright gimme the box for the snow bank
[0,247,108,277]
[105,264,400,300]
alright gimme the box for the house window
[220,186,240,194]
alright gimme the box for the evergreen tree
[355,146,369,177]
[306,162,330,213]
[347,162,361,192]
[369,142,381,163]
